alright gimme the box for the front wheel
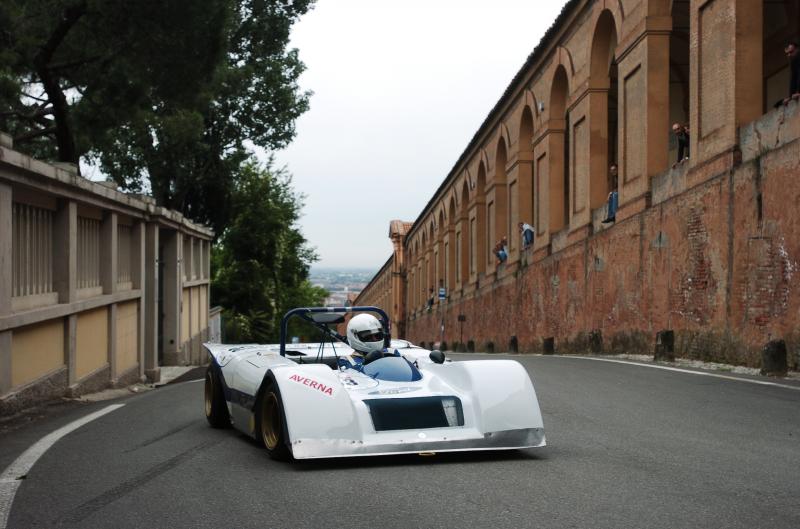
[256,379,292,461]
[204,366,230,428]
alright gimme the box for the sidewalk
[0,365,207,436]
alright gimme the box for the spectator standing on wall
[601,163,619,224]
[672,123,689,168]
[519,222,535,249]
[784,39,800,105]
[426,288,434,311]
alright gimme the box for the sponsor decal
[368,387,419,395]
[340,376,359,387]
[289,373,335,397]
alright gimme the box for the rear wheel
[256,379,292,460]
[204,366,230,428]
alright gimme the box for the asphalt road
[3,355,800,529]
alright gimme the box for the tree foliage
[211,161,326,343]
[2,1,322,340]
[0,0,314,234]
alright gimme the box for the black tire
[255,379,292,461]
[204,366,230,428]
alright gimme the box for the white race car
[203,306,546,460]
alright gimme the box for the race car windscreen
[362,356,422,382]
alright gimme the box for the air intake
[364,396,464,431]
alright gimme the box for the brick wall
[359,0,800,369]
[407,105,800,368]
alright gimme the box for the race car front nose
[289,426,546,459]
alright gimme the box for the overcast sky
[266,0,567,270]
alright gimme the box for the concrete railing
[0,135,214,414]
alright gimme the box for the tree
[0,0,228,163]
[93,0,314,234]
[211,161,326,343]
[0,0,314,235]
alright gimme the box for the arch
[416,232,424,311]
[548,65,570,232]
[457,180,469,285]
[557,45,576,78]
[495,137,508,180]
[472,161,487,277]
[549,65,569,119]
[476,161,486,196]
[490,137,509,264]
[523,89,540,120]
[519,106,534,151]
[668,0,691,163]
[588,9,619,211]
[590,10,619,90]
[517,105,535,254]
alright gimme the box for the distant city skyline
[270,0,568,268]
[309,267,374,306]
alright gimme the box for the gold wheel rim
[204,372,213,417]
[261,392,281,450]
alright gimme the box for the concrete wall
[0,140,213,414]
[10,319,64,388]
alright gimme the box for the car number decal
[289,374,336,397]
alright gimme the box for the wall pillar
[108,303,118,380]
[508,152,533,263]
[161,230,183,366]
[468,198,486,283]
[0,183,11,395]
[456,214,468,288]
[689,0,762,165]
[446,225,456,289]
[53,200,77,385]
[588,89,612,209]
[101,212,118,295]
[143,223,160,381]
[486,179,508,274]
[53,200,76,304]
[132,222,145,380]
[531,141,551,248]
[617,21,670,210]
[101,212,118,379]
[545,124,567,233]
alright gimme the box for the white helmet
[346,314,385,355]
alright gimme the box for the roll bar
[278,306,391,356]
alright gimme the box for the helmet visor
[356,329,384,343]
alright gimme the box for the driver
[346,314,388,365]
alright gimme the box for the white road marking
[551,355,800,391]
[0,403,125,529]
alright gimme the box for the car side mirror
[429,350,445,364]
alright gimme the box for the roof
[389,220,414,238]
